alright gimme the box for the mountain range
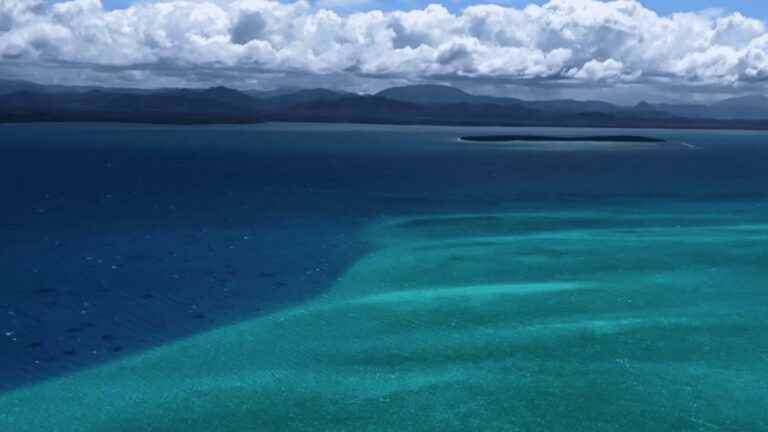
[1,79,767,128]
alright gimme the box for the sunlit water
[1,123,767,430]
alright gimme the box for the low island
[460,135,666,143]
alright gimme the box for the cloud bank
[1,0,768,98]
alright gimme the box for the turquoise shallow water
[1,124,768,430]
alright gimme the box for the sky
[3,0,768,103]
[95,0,768,19]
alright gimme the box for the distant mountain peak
[289,88,350,97]
[712,94,768,106]
[377,84,470,96]
[376,84,475,104]
[203,86,244,95]
[382,84,469,94]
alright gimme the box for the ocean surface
[1,123,767,430]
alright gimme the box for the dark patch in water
[34,288,58,295]
[124,254,150,262]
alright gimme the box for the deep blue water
[1,123,768,391]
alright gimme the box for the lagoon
[1,123,767,430]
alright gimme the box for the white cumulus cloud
[0,0,767,97]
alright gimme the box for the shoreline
[4,118,768,133]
